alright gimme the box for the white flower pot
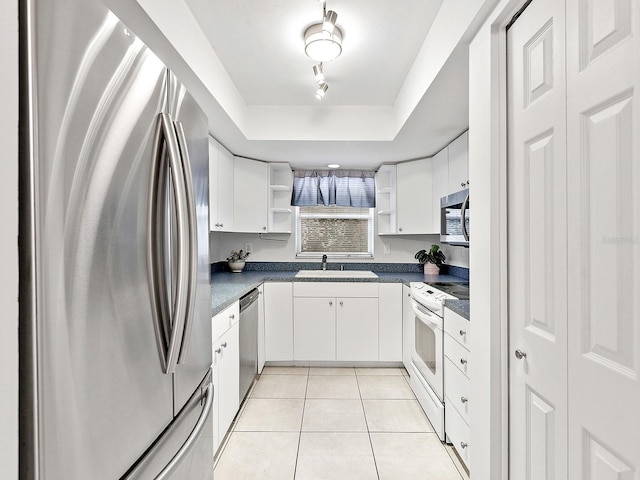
[423,263,440,276]
[228,260,245,273]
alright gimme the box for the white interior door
[507,0,568,477]
[566,0,640,477]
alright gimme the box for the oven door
[410,299,444,402]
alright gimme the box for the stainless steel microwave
[440,189,469,247]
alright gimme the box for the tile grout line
[292,368,310,480]
[355,373,381,480]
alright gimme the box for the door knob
[339,301,343,306]
[515,349,527,360]
[215,348,221,354]
[221,342,227,348]
[329,301,333,306]
[459,329,466,337]
[460,442,468,449]
[460,358,467,365]
[461,396,468,404]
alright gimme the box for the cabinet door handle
[461,396,468,404]
[229,314,235,320]
[460,442,468,449]
[263,226,266,231]
[221,342,227,348]
[460,358,467,365]
[515,349,527,360]
[399,227,403,232]
[459,329,466,336]
[339,301,343,306]
[215,348,221,354]
[461,182,466,187]
[329,301,333,306]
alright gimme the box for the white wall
[210,230,470,267]
[1,1,20,478]
[468,0,524,479]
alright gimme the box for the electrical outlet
[244,243,252,253]
[383,243,391,255]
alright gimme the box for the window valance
[291,170,376,208]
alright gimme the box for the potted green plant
[227,249,250,273]
[415,244,446,276]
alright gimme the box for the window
[296,205,374,257]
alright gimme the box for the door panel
[567,0,640,476]
[167,72,212,415]
[30,1,174,477]
[507,0,568,477]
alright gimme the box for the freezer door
[123,371,214,480]
[24,1,175,478]
[166,71,212,414]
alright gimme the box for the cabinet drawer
[444,333,470,378]
[444,308,471,348]
[446,399,470,468]
[212,302,239,343]
[294,282,378,298]
[444,357,470,424]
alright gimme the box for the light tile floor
[214,366,469,480]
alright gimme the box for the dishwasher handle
[239,288,260,312]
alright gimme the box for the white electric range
[408,281,469,441]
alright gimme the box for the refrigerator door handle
[154,382,213,480]
[148,112,190,374]
[173,121,198,365]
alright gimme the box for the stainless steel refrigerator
[19,0,213,478]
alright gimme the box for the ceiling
[180,0,473,170]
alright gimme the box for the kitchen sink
[295,270,378,279]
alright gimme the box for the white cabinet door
[402,284,413,372]
[209,138,234,231]
[264,282,293,361]
[396,158,434,234]
[378,283,402,361]
[233,157,268,233]
[211,332,221,455]
[336,297,378,361]
[208,137,219,231]
[447,130,469,193]
[217,144,235,231]
[257,284,265,373]
[431,148,449,233]
[216,321,239,448]
[294,297,336,361]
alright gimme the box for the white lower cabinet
[336,298,378,361]
[402,284,413,372]
[293,282,379,362]
[294,297,336,361]
[377,283,402,361]
[444,307,471,470]
[263,282,293,361]
[212,301,240,456]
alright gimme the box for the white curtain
[291,170,376,208]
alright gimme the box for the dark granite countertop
[444,299,470,321]
[210,270,468,316]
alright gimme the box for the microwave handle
[461,193,469,242]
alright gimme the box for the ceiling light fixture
[305,1,342,99]
[304,1,342,63]
[315,82,328,99]
[327,164,340,169]
[313,64,325,84]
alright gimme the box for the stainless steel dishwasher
[239,288,260,402]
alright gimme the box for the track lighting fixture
[305,1,341,99]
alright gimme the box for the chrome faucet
[322,254,328,270]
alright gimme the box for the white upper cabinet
[396,158,435,234]
[209,137,234,232]
[233,157,268,233]
[431,147,449,233]
[447,130,469,193]
[375,165,397,235]
[268,163,293,233]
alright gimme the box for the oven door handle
[410,299,443,330]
